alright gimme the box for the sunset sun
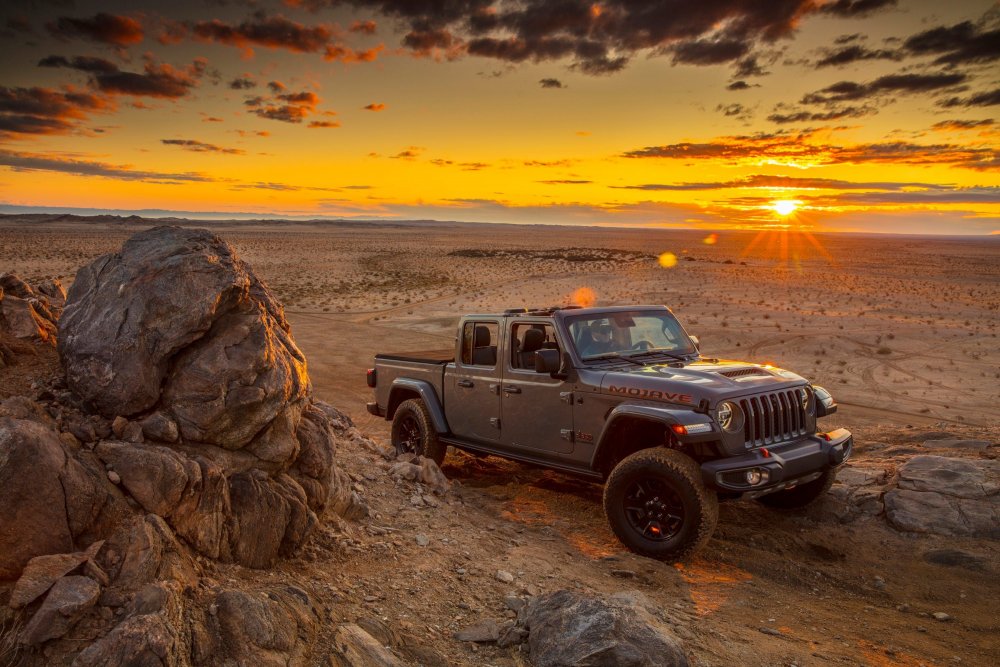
[773,200,800,217]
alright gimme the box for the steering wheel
[631,340,655,351]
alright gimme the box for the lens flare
[658,252,678,268]
[570,286,596,307]
[703,233,718,245]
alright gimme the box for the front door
[445,320,501,443]
[500,321,574,457]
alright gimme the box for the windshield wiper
[624,348,692,363]
[582,352,646,366]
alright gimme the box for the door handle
[502,385,521,394]
[457,379,474,388]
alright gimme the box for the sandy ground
[1,216,998,666]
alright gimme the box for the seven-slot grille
[739,389,808,448]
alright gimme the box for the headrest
[522,327,545,352]
[474,325,491,347]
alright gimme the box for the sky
[0,0,997,234]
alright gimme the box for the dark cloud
[47,12,143,47]
[539,78,563,88]
[716,103,751,119]
[229,76,257,90]
[815,44,901,67]
[612,174,941,191]
[938,88,1000,108]
[727,80,751,91]
[932,119,994,131]
[309,0,898,76]
[0,149,212,183]
[363,102,386,111]
[622,130,997,170]
[308,120,341,128]
[828,187,1000,206]
[40,54,207,98]
[818,0,897,17]
[768,106,873,123]
[245,89,323,123]
[733,55,769,78]
[801,72,966,105]
[539,179,591,185]
[429,158,489,170]
[350,20,378,34]
[903,20,1000,66]
[161,139,245,155]
[0,85,111,138]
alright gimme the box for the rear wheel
[390,398,446,466]
[756,468,836,509]
[603,448,718,562]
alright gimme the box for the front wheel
[603,448,718,562]
[756,468,836,509]
[390,399,446,466]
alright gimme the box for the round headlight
[717,401,739,432]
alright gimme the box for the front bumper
[701,428,852,495]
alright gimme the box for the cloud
[0,148,212,183]
[0,85,111,138]
[716,103,751,119]
[931,119,994,131]
[47,12,143,47]
[818,0,898,18]
[229,76,257,90]
[349,20,378,34]
[539,78,563,88]
[938,88,1000,108]
[814,44,901,67]
[612,174,943,191]
[801,72,966,105]
[429,159,489,170]
[727,80,752,91]
[40,54,207,99]
[391,146,424,160]
[245,90,323,123]
[903,19,1000,66]
[767,105,873,123]
[826,187,1000,206]
[161,139,245,155]
[308,120,341,128]
[185,12,384,63]
[622,130,997,170]
[314,0,897,76]
[363,103,386,111]
[539,179,592,185]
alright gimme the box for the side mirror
[534,349,561,374]
[689,335,700,350]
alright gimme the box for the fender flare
[388,378,449,434]
[590,403,711,469]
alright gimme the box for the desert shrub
[876,346,892,355]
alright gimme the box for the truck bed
[374,349,455,364]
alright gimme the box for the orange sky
[0,0,997,234]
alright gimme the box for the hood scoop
[718,367,772,379]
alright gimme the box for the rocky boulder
[884,455,999,538]
[55,226,348,568]
[0,273,59,344]
[515,590,688,667]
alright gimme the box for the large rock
[0,417,110,580]
[9,541,104,608]
[519,590,688,667]
[59,226,309,454]
[884,456,999,538]
[19,575,100,645]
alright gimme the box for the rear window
[460,320,499,367]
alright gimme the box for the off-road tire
[603,448,719,562]
[391,399,447,465]
[756,468,836,509]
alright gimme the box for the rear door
[444,319,502,443]
[499,320,574,456]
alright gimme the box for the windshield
[566,310,695,360]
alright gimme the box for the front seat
[471,326,496,365]
[518,327,544,368]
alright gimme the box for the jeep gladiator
[367,305,852,560]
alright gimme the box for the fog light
[745,468,770,485]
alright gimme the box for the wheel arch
[387,379,449,433]
[592,404,710,477]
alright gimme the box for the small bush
[876,346,892,355]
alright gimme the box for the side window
[460,321,499,367]
[510,322,560,370]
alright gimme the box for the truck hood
[597,358,808,407]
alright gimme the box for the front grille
[720,368,770,379]
[739,389,808,448]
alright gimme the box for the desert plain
[1,214,998,666]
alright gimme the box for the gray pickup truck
[367,305,851,560]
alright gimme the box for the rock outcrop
[0,273,61,344]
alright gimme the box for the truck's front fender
[388,378,449,434]
[591,403,716,469]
